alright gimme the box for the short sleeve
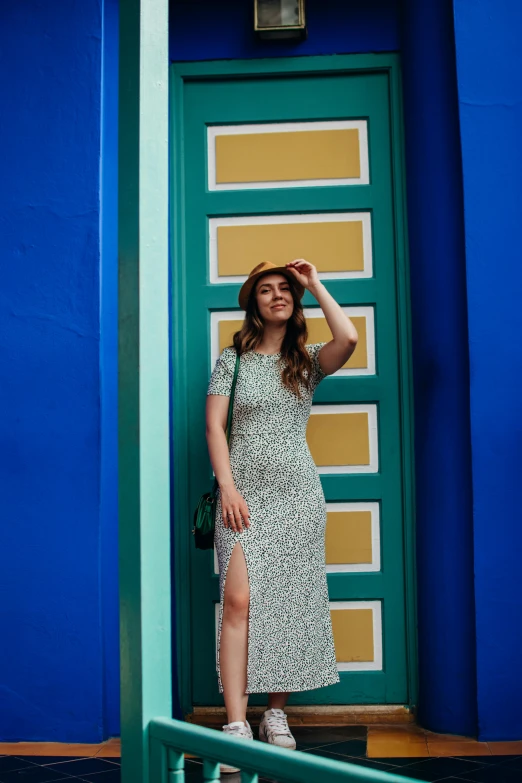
[306,342,328,390]
[207,347,236,396]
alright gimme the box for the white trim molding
[209,212,373,283]
[207,120,370,191]
[330,600,383,672]
[325,501,381,573]
[310,403,379,474]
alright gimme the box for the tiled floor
[0,754,121,783]
[3,727,522,782]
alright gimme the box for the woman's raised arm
[286,259,358,376]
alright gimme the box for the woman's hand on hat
[285,259,320,292]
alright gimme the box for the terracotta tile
[369,732,427,745]
[425,731,475,742]
[95,744,121,758]
[369,725,426,736]
[367,738,429,758]
[487,741,522,754]
[428,740,491,757]
[60,744,105,756]
[0,742,102,757]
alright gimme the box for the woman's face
[254,273,294,323]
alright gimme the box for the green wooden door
[171,56,415,710]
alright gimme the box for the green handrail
[149,717,416,783]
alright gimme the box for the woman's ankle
[267,694,289,711]
[226,716,247,725]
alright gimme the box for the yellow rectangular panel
[330,608,374,662]
[307,316,368,370]
[217,221,364,276]
[325,511,373,564]
[215,129,361,184]
[218,319,368,372]
[218,320,244,353]
[307,412,370,466]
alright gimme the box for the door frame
[170,53,417,717]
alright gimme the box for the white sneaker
[258,708,296,750]
[220,720,254,774]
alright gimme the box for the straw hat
[238,261,305,311]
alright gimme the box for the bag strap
[225,351,240,444]
[212,350,240,496]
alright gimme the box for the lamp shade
[254,0,306,40]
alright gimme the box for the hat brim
[238,267,305,310]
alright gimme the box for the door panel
[176,65,412,706]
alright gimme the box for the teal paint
[150,718,416,783]
[119,0,172,781]
[169,65,194,718]
[170,54,415,713]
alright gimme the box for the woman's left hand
[285,259,321,291]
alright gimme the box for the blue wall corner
[400,0,477,736]
[453,0,522,741]
[0,0,119,741]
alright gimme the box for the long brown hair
[231,275,313,398]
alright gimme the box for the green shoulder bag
[192,351,241,550]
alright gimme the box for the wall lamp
[254,0,306,40]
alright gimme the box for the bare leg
[221,542,250,724]
[267,692,290,710]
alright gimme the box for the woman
[206,259,358,772]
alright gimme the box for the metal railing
[150,718,415,783]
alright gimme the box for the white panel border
[310,403,379,474]
[325,501,381,573]
[330,600,383,672]
[209,212,373,284]
[208,120,370,191]
[304,306,375,376]
[210,310,244,369]
[210,310,375,378]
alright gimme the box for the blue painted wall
[400,0,477,736]
[170,0,399,61]
[0,0,119,741]
[453,0,522,741]
[2,0,520,745]
[168,0,477,737]
[100,0,121,739]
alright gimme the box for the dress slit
[216,539,252,695]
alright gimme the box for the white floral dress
[207,343,340,694]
